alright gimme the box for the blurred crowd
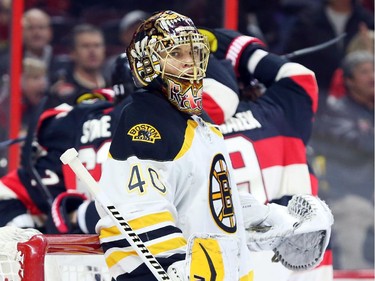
[0,0,373,272]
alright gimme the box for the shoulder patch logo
[127,123,161,143]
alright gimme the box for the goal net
[0,226,373,281]
[0,226,110,281]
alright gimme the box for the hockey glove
[271,195,333,271]
[167,260,186,281]
[240,192,299,251]
[47,191,88,234]
[198,28,266,77]
[242,193,333,271]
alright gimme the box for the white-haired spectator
[309,50,374,270]
[21,57,48,131]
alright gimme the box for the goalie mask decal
[127,124,161,143]
[165,77,203,115]
[209,154,236,233]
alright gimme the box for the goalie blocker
[241,193,333,271]
[167,233,241,281]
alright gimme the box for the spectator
[0,8,67,82]
[118,10,149,48]
[328,24,374,102]
[309,50,374,269]
[103,10,149,83]
[22,8,53,63]
[49,23,108,106]
[283,0,374,100]
[346,23,375,54]
[21,57,48,132]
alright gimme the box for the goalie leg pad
[167,233,241,281]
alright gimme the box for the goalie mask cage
[0,234,110,281]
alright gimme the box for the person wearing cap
[103,10,149,84]
[119,10,149,49]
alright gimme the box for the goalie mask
[126,10,210,115]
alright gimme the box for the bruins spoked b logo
[209,154,236,233]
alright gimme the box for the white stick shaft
[60,148,171,281]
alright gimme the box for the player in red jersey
[201,28,333,281]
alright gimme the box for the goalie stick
[60,148,172,281]
[22,95,55,207]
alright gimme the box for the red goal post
[0,231,109,281]
[17,234,103,281]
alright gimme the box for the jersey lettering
[219,110,261,134]
[224,136,267,203]
[148,168,166,193]
[31,169,59,187]
[65,141,111,195]
[128,165,147,194]
[81,115,112,144]
[126,165,167,195]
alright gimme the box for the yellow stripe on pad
[100,211,175,238]
[105,236,187,268]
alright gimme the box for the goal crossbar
[16,234,103,281]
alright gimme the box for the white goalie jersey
[96,90,254,281]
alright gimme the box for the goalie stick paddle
[60,148,171,281]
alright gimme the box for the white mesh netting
[0,226,110,281]
[0,226,41,281]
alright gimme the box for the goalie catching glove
[240,193,333,271]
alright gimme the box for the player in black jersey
[0,53,133,233]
